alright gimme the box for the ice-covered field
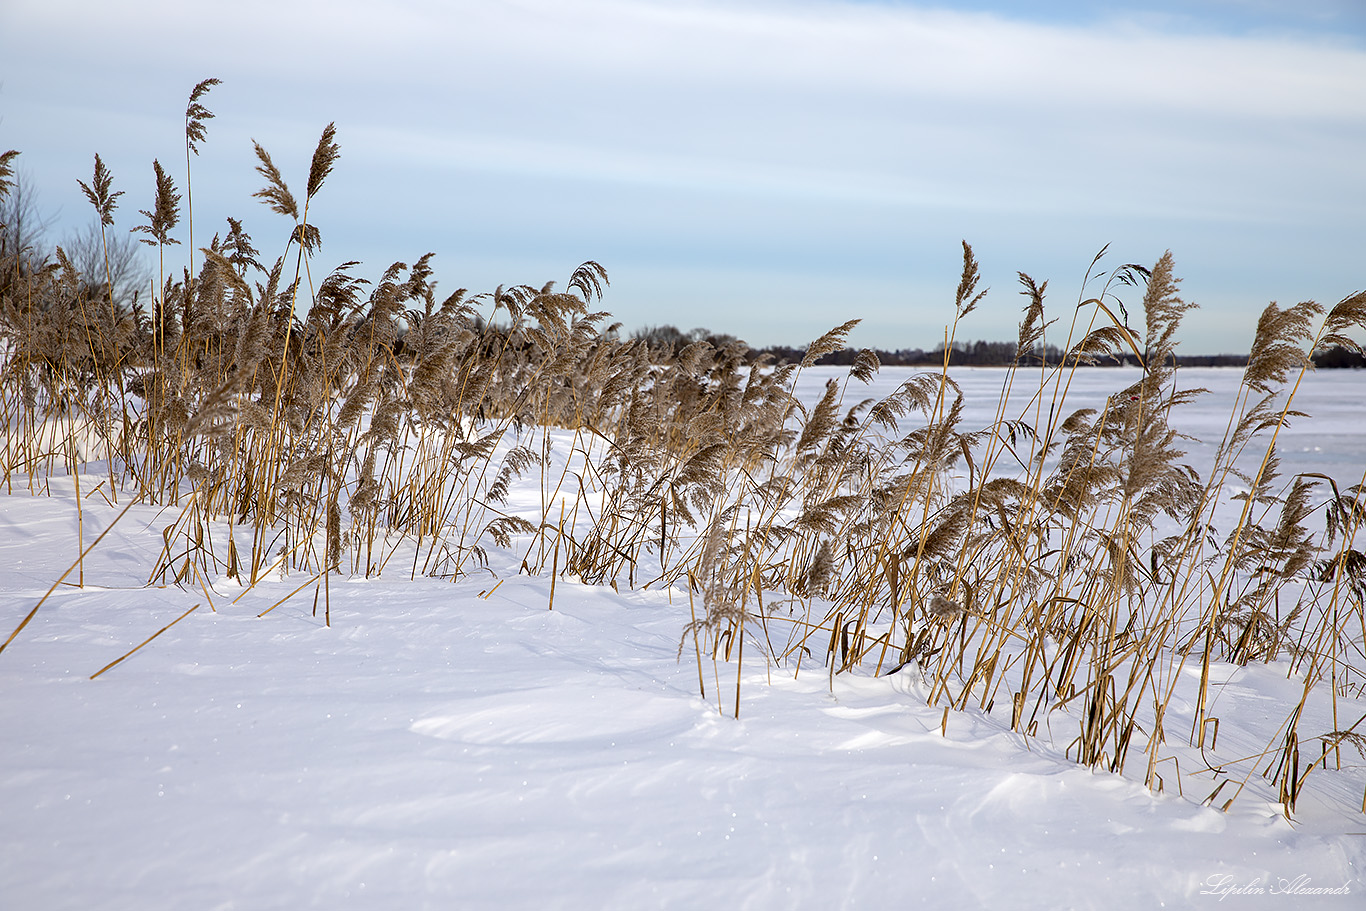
[794,365,1366,484]
[2,366,1363,910]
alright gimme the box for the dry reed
[2,83,1363,818]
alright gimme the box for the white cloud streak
[3,0,1363,350]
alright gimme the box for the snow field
[3,365,1365,909]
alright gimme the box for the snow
[2,367,1364,909]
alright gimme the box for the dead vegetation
[3,82,1365,818]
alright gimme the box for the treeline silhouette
[628,325,1343,368]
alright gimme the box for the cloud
[3,0,1363,351]
[386,0,1366,118]
[299,0,1363,217]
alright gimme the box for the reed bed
[2,83,1364,817]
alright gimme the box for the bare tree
[60,219,151,311]
[0,168,55,287]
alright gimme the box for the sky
[2,0,1364,354]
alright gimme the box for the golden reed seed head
[927,593,963,624]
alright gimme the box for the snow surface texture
[2,367,1364,910]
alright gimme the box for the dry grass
[3,83,1364,817]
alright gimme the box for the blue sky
[2,0,1364,354]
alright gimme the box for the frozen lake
[791,365,1366,486]
[2,362,1363,910]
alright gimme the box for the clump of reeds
[2,82,1363,817]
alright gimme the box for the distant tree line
[630,325,1290,368]
[765,339,1073,368]
[630,324,746,354]
[763,340,1254,368]
[1312,345,1366,368]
